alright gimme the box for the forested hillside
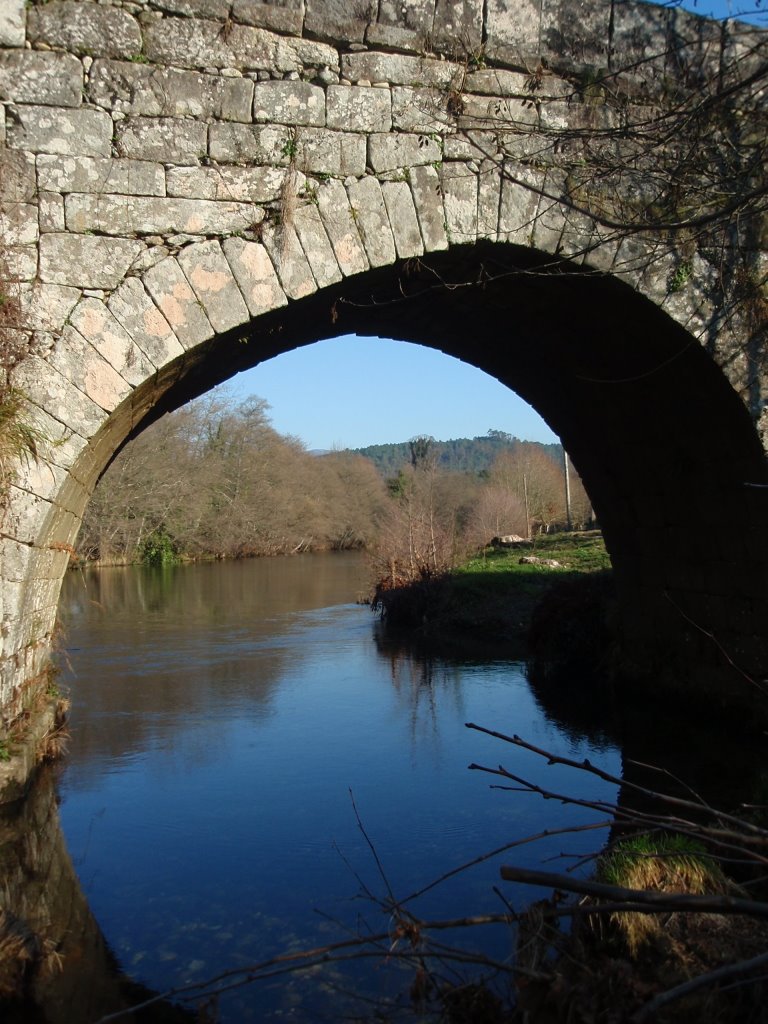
[78,391,592,566]
[353,430,563,476]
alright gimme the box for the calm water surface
[57,553,620,1021]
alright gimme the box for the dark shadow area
[0,765,195,1024]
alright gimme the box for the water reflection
[36,554,623,1021]
[0,765,192,1023]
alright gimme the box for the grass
[597,832,731,954]
[373,531,611,655]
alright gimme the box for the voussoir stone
[222,236,288,316]
[177,240,250,333]
[142,256,214,350]
[26,1,143,60]
[0,52,83,108]
[67,298,156,388]
[346,176,396,267]
[107,277,185,369]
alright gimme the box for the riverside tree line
[78,388,592,569]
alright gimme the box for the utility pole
[563,449,572,531]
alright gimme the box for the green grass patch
[374,532,611,652]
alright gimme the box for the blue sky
[232,0,763,452]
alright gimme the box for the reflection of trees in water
[0,766,192,1024]
[373,623,468,753]
[56,557,370,772]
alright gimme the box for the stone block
[294,128,366,177]
[432,0,484,54]
[0,204,38,247]
[341,53,458,89]
[374,0,434,40]
[38,192,66,233]
[368,132,442,173]
[0,0,25,47]
[315,178,369,277]
[259,220,317,299]
[26,1,142,60]
[6,106,113,158]
[327,86,392,133]
[305,0,375,45]
[115,117,208,164]
[539,0,612,66]
[408,164,448,252]
[166,165,291,202]
[610,1,671,71]
[0,52,82,108]
[48,324,133,413]
[68,298,157,384]
[252,81,326,126]
[382,180,424,258]
[18,283,80,333]
[484,0,542,68]
[465,67,557,99]
[497,163,542,246]
[89,61,254,122]
[177,240,251,333]
[107,278,185,369]
[392,86,454,133]
[346,177,396,268]
[477,158,501,241]
[65,194,261,237]
[38,234,143,290]
[231,0,304,36]
[209,123,291,164]
[143,18,337,75]
[0,151,35,203]
[153,0,232,19]
[1,246,37,282]
[222,237,288,317]
[441,161,478,243]
[142,256,215,349]
[456,92,537,132]
[292,203,342,288]
[36,155,166,197]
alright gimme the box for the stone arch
[8,239,768,731]
[1,0,767,764]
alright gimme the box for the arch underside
[14,242,768,724]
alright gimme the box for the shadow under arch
[65,241,768,720]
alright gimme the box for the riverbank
[371,531,611,658]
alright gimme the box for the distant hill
[349,432,563,477]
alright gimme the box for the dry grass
[597,832,733,954]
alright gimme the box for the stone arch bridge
[1,0,767,777]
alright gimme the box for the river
[49,552,620,1021]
